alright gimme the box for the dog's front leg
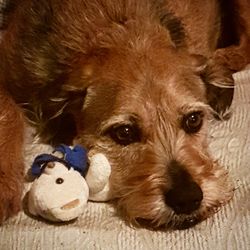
[0,88,24,223]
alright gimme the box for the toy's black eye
[56,178,64,184]
[108,124,141,146]
[182,111,204,134]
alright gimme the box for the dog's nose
[165,181,203,214]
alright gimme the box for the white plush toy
[28,145,112,222]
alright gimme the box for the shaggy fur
[0,0,249,229]
[0,86,24,222]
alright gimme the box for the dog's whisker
[49,97,68,102]
[209,81,235,89]
[48,102,69,120]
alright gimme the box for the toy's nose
[61,199,80,210]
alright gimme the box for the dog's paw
[0,181,22,223]
[213,47,248,72]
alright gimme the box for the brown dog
[0,0,249,229]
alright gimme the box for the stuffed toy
[28,145,111,222]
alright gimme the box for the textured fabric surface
[0,68,249,249]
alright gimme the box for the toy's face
[28,162,89,222]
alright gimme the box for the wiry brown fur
[0,86,24,223]
[0,0,249,228]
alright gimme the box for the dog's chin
[136,215,202,230]
[133,199,232,230]
[164,207,214,230]
[136,207,219,230]
[167,215,202,230]
[174,218,201,230]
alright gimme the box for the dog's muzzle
[165,160,203,214]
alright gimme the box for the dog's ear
[34,60,93,145]
[34,86,87,146]
[191,54,234,120]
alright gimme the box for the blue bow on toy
[31,144,88,177]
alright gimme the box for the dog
[0,0,249,229]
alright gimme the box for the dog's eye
[182,111,204,133]
[108,125,140,146]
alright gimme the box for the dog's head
[59,27,233,229]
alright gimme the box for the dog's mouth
[175,217,201,229]
[134,200,222,230]
[136,214,202,230]
[167,214,202,230]
[165,198,227,229]
[165,199,224,230]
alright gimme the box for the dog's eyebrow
[100,114,139,131]
[155,7,186,48]
[180,102,211,115]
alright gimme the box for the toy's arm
[85,153,112,201]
